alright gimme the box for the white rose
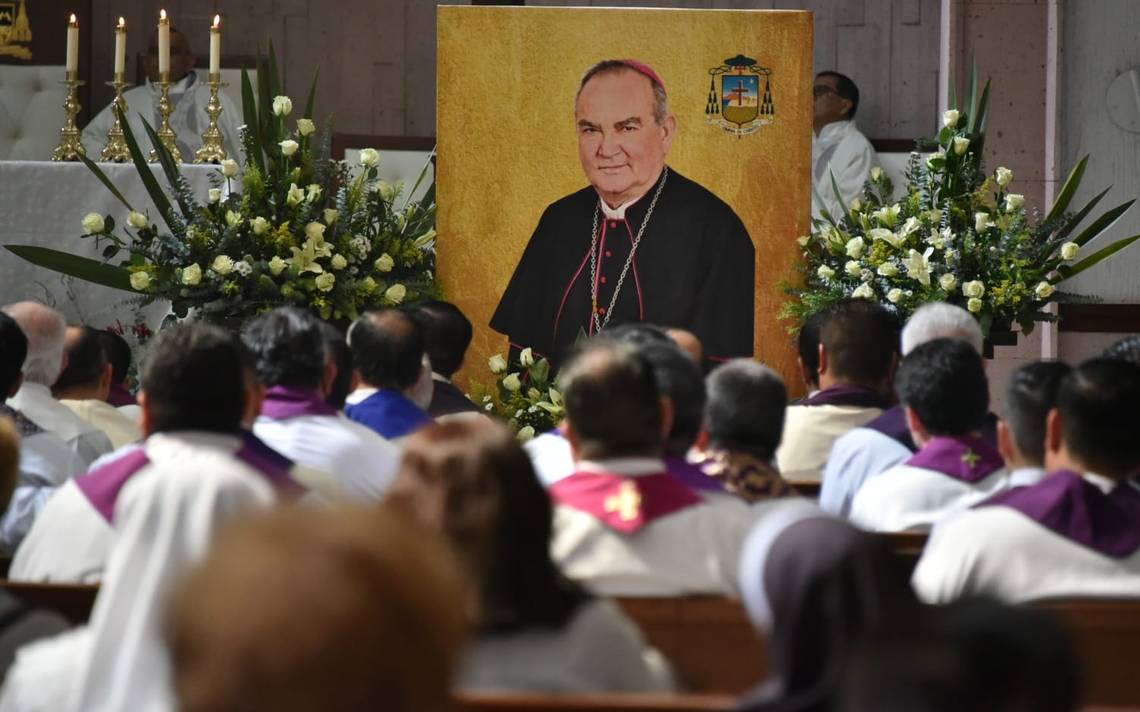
[297,118,316,137]
[376,180,396,202]
[489,354,508,374]
[502,372,522,392]
[845,260,862,276]
[314,272,335,292]
[1061,242,1079,260]
[251,217,270,236]
[358,148,380,168]
[272,95,293,117]
[384,283,406,304]
[974,212,993,232]
[220,159,239,177]
[279,139,299,157]
[851,283,874,299]
[225,210,243,228]
[887,288,903,303]
[268,256,287,276]
[211,255,235,275]
[305,222,326,242]
[967,297,984,313]
[995,166,1013,187]
[952,136,970,156]
[323,209,339,225]
[870,166,883,181]
[208,188,222,203]
[129,271,151,290]
[797,235,810,248]
[845,236,865,258]
[127,211,148,229]
[374,253,394,273]
[942,109,961,128]
[817,265,836,280]
[849,197,863,212]
[330,254,348,270]
[306,184,322,202]
[962,280,986,298]
[939,273,958,291]
[286,183,305,206]
[1005,193,1025,212]
[520,347,535,367]
[181,263,202,286]
[1035,281,1055,299]
[517,425,536,442]
[877,262,899,277]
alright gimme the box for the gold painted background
[437,6,812,390]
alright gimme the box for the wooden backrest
[454,692,735,712]
[613,597,763,695]
[870,531,928,576]
[786,480,820,499]
[1,580,99,626]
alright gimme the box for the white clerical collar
[146,72,197,96]
[597,167,666,220]
[1008,466,1046,488]
[1082,471,1118,494]
[577,456,665,477]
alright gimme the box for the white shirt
[0,445,274,712]
[8,382,113,468]
[60,399,141,450]
[820,427,912,518]
[551,457,765,596]
[811,120,878,221]
[459,598,676,693]
[849,463,1015,533]
[252,413,401,502]
[81,73,244,163]
[775,403,884,482]
[913,473,1140,604]
[10,431,269,584]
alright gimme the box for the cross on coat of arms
[705,53,775,137]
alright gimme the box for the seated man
[812,71,878,221]
[996,361,1072,490]
[245,307,401,502]
[3,303,113,467]
[913,358,1140,603]
[317,321,355,410]
[0,312,84,551]
[548,341,761,596]
[820,302,987,517]
[775,300,897,482]
[791,310,824,402]
[97,330,136,408]
[53,326,142,449]
[406,300,482,417]
[9,323,302,583]
[692,359,796,502]
[850,339,1008,532]
[345,309,433,443]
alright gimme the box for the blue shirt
[345,389,431,439]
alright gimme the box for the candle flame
[69,13,76,24]
[213,14,221,29]
[117,17,125,29]
[160,9,167,21]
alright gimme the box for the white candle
[209,15,220,76]
[114,18,126,77]
[66,14,79,73]
[158,10,170,76]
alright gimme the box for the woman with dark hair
[386,418,675,692]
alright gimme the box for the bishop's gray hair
[577,59,669,125]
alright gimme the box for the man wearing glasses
[82,28,243,162]
[811,71,877,223]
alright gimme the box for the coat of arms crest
[705,54,774,137]
[0,0,33,60]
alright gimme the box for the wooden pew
[454,692,735,712]
[0,580,99,626]
[872,531,928,576]
[1032,599,1140,708]
[786,480,820,499]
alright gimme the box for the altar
[0,160,217,328]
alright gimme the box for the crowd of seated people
[0,294,1133,710]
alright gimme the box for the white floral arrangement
[471,348,563,441]
[785,72,1139,335]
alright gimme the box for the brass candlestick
[51,72,86,162]
[100,74,132,163]
[194,73,227,164]
[149,73,183,163]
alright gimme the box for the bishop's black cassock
[491,167,755,366]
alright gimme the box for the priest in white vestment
[54,326,142,450]
[811,71,878,222]
[914,358,1140,604]
[81,28,243,162]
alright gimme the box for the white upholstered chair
[0,65,67,160]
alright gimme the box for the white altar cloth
[0,161,217,328]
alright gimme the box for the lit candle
[209,15,220,76]
[158,9,170,77]
[114,17,126,77]
[66,14,79,74]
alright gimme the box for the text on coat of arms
[705,54,774,137]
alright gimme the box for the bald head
[348,309,424,391]
[666,328,703,364]
[2,302,67,386]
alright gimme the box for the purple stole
[549,469,702,534]
[260,385,338,419]
[800,384,893,410]
[862,405,918,452]
[106,383,136,407]
[979,470,1140,557]
[75,432,303,524]
[665,455,727,494]
[906,435,1004,483]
